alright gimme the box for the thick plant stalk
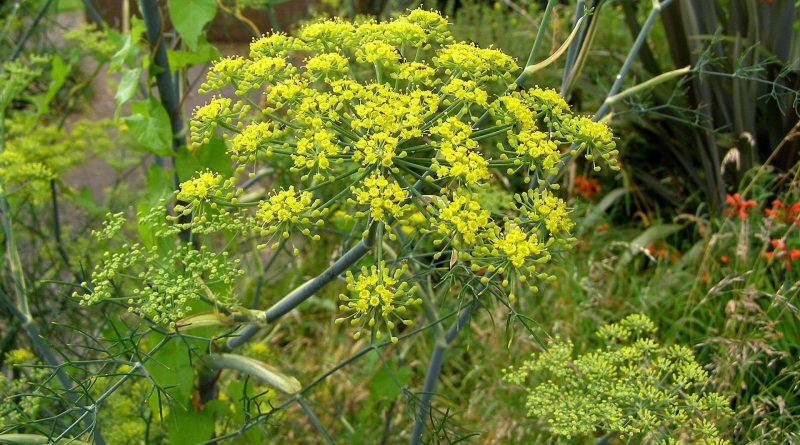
[595,0,675,120]
[139,0,183,149]
[408,299,478,445]
[225,223,380,350]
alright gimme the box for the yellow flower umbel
[471,224,553,301]
[515,188,575,240]
[255,186,325,253]
[428,189,493,251]
[349,171,411,224]
[429,117,490,185]
[336,262,421,343]
[170,171,244,233]
[79,9,623,332]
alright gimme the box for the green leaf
[72,186,101,215]
[167,37,220,71]
[165,401,217,444]
[124,97,173,156]
[175,135,232,182]
[369,364,411,402]
[145,332,196,408]
[110,17,144,72]
[32,55,69,115]
[168,0,218,51]
[115,67,142,112]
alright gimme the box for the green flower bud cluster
[503,315,732,443]
[77,242,243,327]
[1,353,45,428]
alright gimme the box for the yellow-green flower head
[292,129,346,181]
[176,170,224,203]
[356,40,401,67]
[400,9,452,45]
[522,86,571,118]
[336,262,421,343]
[491,224,544,269]
[171,172,240,232]
[503,315,732,443]
[4,348,35,365]
[353,132,399,168]
[264,77,308,114]
[379,20,429,48]
[255,186,324,249]
[189,97,249,147]
[508,130,562,176]
[250,33,308,59]
[441,78,489,107]
[429,189,493,249]
[433,42,518,83]
[514,188,574,238]
[239,56,297,95]
[297,19,357,52]
[429,117,490,184]
[229,121,285,164]
[200,56,248,94]
[390,62,438,87]
[565,116,620,171]
[304,53,351,81]
[350,171,410,222]
[490,95,537,130]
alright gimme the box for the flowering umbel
[503,315,732,443]
[78,10,619,336]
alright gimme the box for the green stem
[526,0,558,67]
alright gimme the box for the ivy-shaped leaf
[167,0,217,51]
[124,97,173,156]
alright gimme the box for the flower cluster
[255,186,325,253]
[717,191,800,273]
[503,314,732,443]
[81,10,619,332]
[764,199,800,224]
[336,262,421,343]
[723,193,757,220]
[0,118,114,204]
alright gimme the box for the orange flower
[723,193,757,220]
[645,243,667,259]
[597,224,609,232]
[720,255,729,264]
[763,239,799,270]
[574,175,602,199]
[764,199,800,224]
